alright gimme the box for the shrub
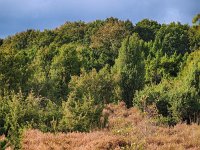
[59,66,119,132]
[59,94,103,132]
[0,91,61,148]
[68,66,120,104]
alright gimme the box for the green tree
[169,49,200,123]
[36,29,56,48]
[134,49,200,124]
[145,22,190,83]
[0,46,35,94]
[67,66,119,104]
[113,34,145,107]
[76,46,102,71]
[28,45,57,99]
[135,19,161,42]
[192,13,200,25]
[83,20,104,45]
[49,44,80,102]
[90,18,133,67]
[188,27,200,51]
[145,51,184,84]
[0,91,61,148]
[54,21,86,46]
[153,22,190,55]
[189,14,200,51]
[0,38,3,46]
[59,66,118,132]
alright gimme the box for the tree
[135,19,161,42]
[170,49,200,123]
[189,14,200,51]
[59,66,118,132]
[145,22,190,83]
[192,14,200,25]
[28,45,58,99]
[90,18,133,67]
[37,29,56,48]
[134,49,200,124]
[153,22,190,55]
[54,21,86,46]
[0,38,3,46]
[145,51,184,84]
[113,33,145,107]
[67,66,119,104]
[0,45,35,94]
[188,27,200,51]
[49,44,80,102]
[84,20,104,45]
[76,46,104,71]
[0,29,39,51]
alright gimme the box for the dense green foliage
[113,34,145,107]
[59,67,118,131]
[134,50,200,125]
[0,16,199,148]
[0,92,60,148]
[134,19,161,42]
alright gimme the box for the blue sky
[0,0,199,38]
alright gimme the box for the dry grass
[147,124,200,150]
[22,102,200,150]
[22,130,129,150]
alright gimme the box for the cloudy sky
[0,0,199,38]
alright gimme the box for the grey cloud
[0,0,199,38]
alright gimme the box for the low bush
[0,91,61,149]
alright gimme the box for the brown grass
[147,124,200,150]
[22,130,129,150]
[22,102,200,150]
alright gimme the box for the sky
[0,0,199,38]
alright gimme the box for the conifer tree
[114,33,145,107]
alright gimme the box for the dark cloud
[0,0,199,38]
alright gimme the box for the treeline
[0,15,200,148]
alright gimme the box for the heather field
[20,103,200,150]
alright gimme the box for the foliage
[144,22,190,83]
[189,28,200,51]
[54,21,86,46]
[0,92,61,148]
[59,66,119,131]
[113,33,145,107]
[0,16,199,148]
[68,67,120,104]
[49,44,80,101]
[90,17,133,67]
[135,19,161,42]
[60,94,103,132]
[153,22,190,55]
[192,13,200,25]
[145,52,185,84]
[134,49,200,124]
